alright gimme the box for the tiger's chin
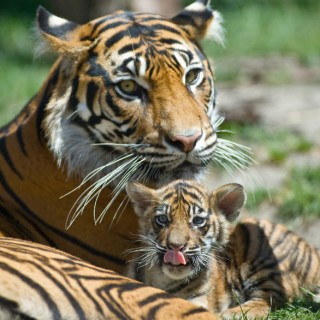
[154,161,208,186]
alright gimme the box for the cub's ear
[36,6,92,56]
[172,0,224,45]
[211,184,246,222]
[126,182,159,217]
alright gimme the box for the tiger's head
[36,0,227,188]
[126,180,246,281]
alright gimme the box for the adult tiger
[0,0,248,273]
[0,237,218,319]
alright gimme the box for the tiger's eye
[118,80,137,94]
[185,69,200,85]
[192,216,206,226]
[155,214,169,227]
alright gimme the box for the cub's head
[36,0,225,186]
[126,180,245,280]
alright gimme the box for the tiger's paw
[220,304,269,320]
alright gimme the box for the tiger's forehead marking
[93,12,205,73]
[159,182,209,218]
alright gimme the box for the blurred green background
[0,0,319,317]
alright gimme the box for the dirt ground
[206,67,320,247]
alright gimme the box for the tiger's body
[0,237,217,320]
[0,0,240,274]
[126,180,320,319]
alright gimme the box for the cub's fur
[126,180,320,319]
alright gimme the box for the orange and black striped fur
[0,237,218,320]
[126,180,320,319]
[0,0,234,273]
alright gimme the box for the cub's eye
[185,68,202,86]
[192,216,206,227]
[118,80,138,95]
[155,214,169,227]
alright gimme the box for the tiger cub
[126,180,320,319]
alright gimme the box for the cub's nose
[169,244,185,251]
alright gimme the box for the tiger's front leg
[221,299,270,319]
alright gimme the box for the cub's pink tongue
[164,250,186,266]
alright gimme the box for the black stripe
[148,23,183,36]
[97,21,127,37]
[68,76,80,111]
[182,307,210,317]
[90,17,114,37]
[118,40,144,55]
[106,91,122,117]
[0,203,33,240]
[0,137,23,179]
[17,124,28,157]
[244,271,282,293]
[105,30,128,49]
[34,262,87,319]
[301,245,312,282]
[157,38,182,46]
[0,297,36,320]
[0,296,19,310]
[251,287,284,300]
[0,248,87,318]
[247,260,280,279]
[87,54,109,79]
[0,261,61,320]
[239,224,251,261]
[97,283,139,319]
[147,301,170,319]
[87,81,99,109]
[77,281,104,314]
[0,170,56,246]
[0,170,125,266]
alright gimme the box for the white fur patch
[138,56,147,77]
[186,1,207,12]
[48,15,70,28]
[77,102,92,121]
[173,52,187,70]
[206,11,225,46]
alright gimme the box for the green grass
[244,166,320,220]
[228,291,320,320]
[278,166,320,220]
[268,292,320,320]
[220,122,312,164]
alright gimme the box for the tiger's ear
[36,6,93,57]
[211,184,246,222]
[126,182,159,217]
[172,0,224,45]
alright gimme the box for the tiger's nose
[166,131,202,153]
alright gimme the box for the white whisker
[95,156,147,224]
[61,153,134,199]
[91,142,149,148]
[65,154,142,229]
